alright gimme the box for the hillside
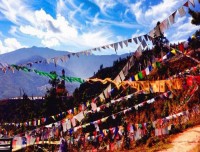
[0,31,199,152]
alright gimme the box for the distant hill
[0,46,129,99]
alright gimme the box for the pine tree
[188,8,200,25]
[45,71,60,115]
[188,30,200,51]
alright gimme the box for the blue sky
[0,0,199,55]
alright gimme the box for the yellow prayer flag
[139,81,150,92]
[175,79,183,89]
[86,101,90,107]
[74,107,78,115]
[152,62,157,69]
[171,79,183,90]
[38,120,40,126]
[130,82,140,91]
[99,93,105,102]
[159,80,166,92]
[150,81,160,92]
[171,49,176,54]
[134,74,139,81]
[165,80,173,90]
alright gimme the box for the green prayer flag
[156,62,161,68]
[138,71,143,79]
[61,76,84,83]
[12,64,84,83]
[21,67,30,72]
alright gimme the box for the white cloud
[9,26,17,35]
[80,30,113,48]
[129,0,184,28]
[19,10,78,46]
[0,0,35,25]
[92,13,100,26]
[2,0,114,51]
[56,0,67,15]
[56,0,90,29]
[167,17,199,43]
[92,17,141,29]
[89,0,117,16]
[18,9,114,51]
[0,38,26,54]
[0,0,141,54]
[41,38,60,47]
[131,29,146,38]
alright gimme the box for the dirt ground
[160,125,200,152]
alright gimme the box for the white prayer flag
[66,119,71,130]
[75,111,84,122]
[119,71,125,81]
[189,0,195,7]
[178,7,186,17]
[123,40,128,47]
[119,41,123,49]
[91,102,97,111]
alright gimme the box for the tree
[46,71,65,98]
[45,71,60,115]
[99,64,103,70]
[153,21,169,58]
[188,30,200,51]
[188,8,200,52]
[189,8,200,25]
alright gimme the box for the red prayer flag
[194,76,200,84]
[142,70,146,77]
[184,1,189,7]
[187,76,193,86]
[178,43,184,52]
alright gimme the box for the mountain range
[0,46,129,99]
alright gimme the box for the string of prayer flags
[12,85,198,142]
[173,47,200,64]
[123,78,184,92]
[10,64,85,84]
[162,19,170,31]
[90,42,145,106]
[157,0,198,34]
[4,33,149,71]
[127,48,178,83]
[85,90,145,114]
[12,106,197,151]
[7,85,198,149]
[88,77,185,92]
